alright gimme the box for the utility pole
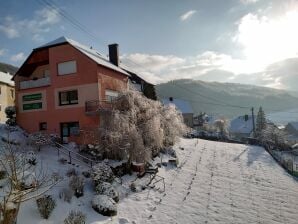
[251,107,256,137]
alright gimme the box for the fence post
[68,151,72,164]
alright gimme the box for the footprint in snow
[118,218,129,224]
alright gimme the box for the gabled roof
[35,36,130,76]
[162,98,193,114]
[287,121,298,131]
[230,115,255,134]
[0,71,14,86]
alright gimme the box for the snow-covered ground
[2,132,298,223]
[118,139,298,224]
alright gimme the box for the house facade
[0,71,15,122]
[285,122,298,137]
[13,37,152,144]
[229,115,255,141]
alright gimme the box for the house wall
[183,113,194,128]
[285,124,298,136]
[15,43,127,144]
[0,83,15,122]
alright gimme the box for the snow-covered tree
[0,143,60,224]
[213,118,229,138]
[101,90,186,164]
[260,124,288,150]
[256,107,266,134]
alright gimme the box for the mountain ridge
[156,79,298,118]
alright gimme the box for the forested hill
[156,79,298,118]
[0,62,18,74]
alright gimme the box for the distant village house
[162,97,193,128]
[0,71,15,122]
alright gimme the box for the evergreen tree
[256,106,266,134]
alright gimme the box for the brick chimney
[108,43,119,66]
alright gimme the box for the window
[23,93,42,101]
[59,90,78,105]
[58,61,77,75]
[10,89,14,99]
[22,93,43,111]
[39,122,47,131]
[23,102,42,110]
[105,90,119,102]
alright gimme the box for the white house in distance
[229,115,255,140]
[162,97,193,127]
[0,71,15,123]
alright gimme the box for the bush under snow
[91,195,117,216]
[64,210,86,224]
[95,182,119,202]
[36,195,56,219]
[91,163,114,186]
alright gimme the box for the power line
[35,0,298,118]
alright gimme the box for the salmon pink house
[13,37,154,144]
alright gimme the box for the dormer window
[58,60,77,75]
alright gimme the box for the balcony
[85,100,113,115]
[19,77,51,90]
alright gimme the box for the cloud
[233,10,298,67]
[0,7,60,40]
[0,49,7,56]
[0,17,19,38]
[240,0,259,4]
[10,52,25,62]
[180,10,197,21]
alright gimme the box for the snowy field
[3,136,298,223]
[118,139,298,224]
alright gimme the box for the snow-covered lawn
[118,139,298,224]
[3,136,298,223]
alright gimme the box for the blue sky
[1,0,298,90]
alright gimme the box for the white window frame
[105,90,119,102]
[57,60,77,75]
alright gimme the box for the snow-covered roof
[229,115,254,134]
[162,98,193,114]
[36,36,130,77]
[287,122,298,131]
[0,71,14,86]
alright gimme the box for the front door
[60,122,79,143]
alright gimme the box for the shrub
[91,195,117,216]
[59,188,74,203]
[58,158,68,165]
[91,163,114,186]
[66,168,78,177]
[5,106,16,126]
[64,210,86,224]
[26,151,37,165]
[0,170,7,180]
[82,171,90,178]
[69,176,84,198]
[95,182,119,202]
[36,195,56,219]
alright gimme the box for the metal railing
[52,140,95,168]
[19,77,51,89]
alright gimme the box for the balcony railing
[19,77,51,90]
[85,100,113,115]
